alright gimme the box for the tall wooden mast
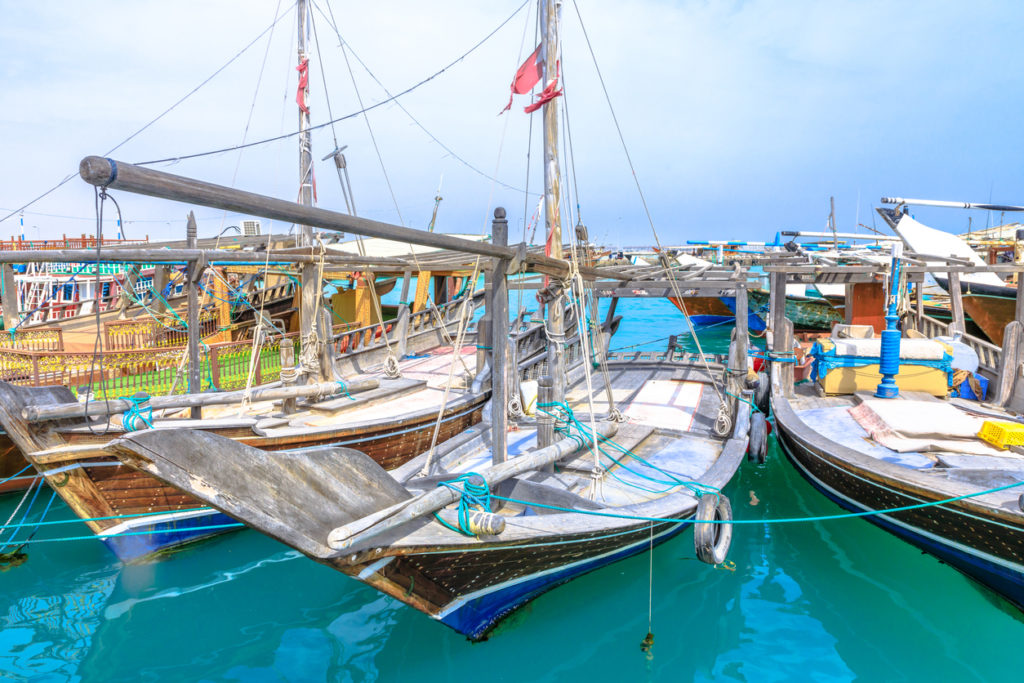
[542,0,565,400]
[296,0,331,380]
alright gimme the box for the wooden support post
[734,283,749,373]
[947,271,965,335]
[118,264,140,320]
[915,277,925,330]
[320,308,335,379]
[151,265,171,315]
[537,375,555,459]
[843,282,854,325]
[993,321,1022,407]
[490,208,510,466]
[399,269,412,306]
[393,305,411,358]
[186,212,202,419]
[280,337,297,414]
[1016,273,1024,324]
[770,272,787,354]
[1,263,18,331]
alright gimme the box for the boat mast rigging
[542,0,566,407]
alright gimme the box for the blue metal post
[875,243,904,398]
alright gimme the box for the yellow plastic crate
[978,420,1024,450]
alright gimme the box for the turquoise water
[2,298,1022,681]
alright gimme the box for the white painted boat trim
[101,507,218,536]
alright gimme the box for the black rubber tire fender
[754,370,770,414]
[748,412,768,464]
[694,493,733,565]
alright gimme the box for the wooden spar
[326,420,619,553]
[541,0,565,401]
[186,212,201,417]
[490,208,510,466]
[22,378,380,422]
[881,196,1024,212]
[0,263,18,330]
[295,0,325,382]
[77,157,632,282]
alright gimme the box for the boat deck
[788,382,1024,509]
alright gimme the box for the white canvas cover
[892,214,1005,289]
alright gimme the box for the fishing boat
[0,284,531,562]
[99,0,755,639]
[770,249,1024,613]
[110,329,752,638]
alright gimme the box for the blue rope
[434,473,491,536]
[485,475,1024,525]
[535,401,721,498]
[0,477,45,552]
[336,381,355,401]
[122,394,154,431]
[0,463,33,488]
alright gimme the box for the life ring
[748,412,768,464]
[694,494,733,565]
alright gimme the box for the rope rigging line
[134,0,533,168]
[313,0,540,198]
[570,0,726,410]
[0,1,298,225]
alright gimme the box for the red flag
[501,45,543,114]
[523,60,562,114]
[296,57,310,114]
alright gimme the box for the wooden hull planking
[773,394,1024,613]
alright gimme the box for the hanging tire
[694,494,733,565]
[748,412,768,464]
[754,370,770,415]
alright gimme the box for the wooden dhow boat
[108,300,753,639]
[770,252,1024,613]
[0,288,532,562]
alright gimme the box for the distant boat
[881,209,1015,344]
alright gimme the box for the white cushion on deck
[831,338,946,361]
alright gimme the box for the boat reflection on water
[0,566,118,681]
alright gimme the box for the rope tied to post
[434,473,493,536]
[121,393,154,431]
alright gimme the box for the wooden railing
[0,327,64,352]
[105,313,220,350]
[0,236,148,251]
[916,314,1002,375]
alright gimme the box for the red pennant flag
[296,57,310,114]
[523,61,562,114]
[501,45,543,114]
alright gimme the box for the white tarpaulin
[892,214,1005,289]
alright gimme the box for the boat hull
[19,396,487,562]
[342,519,687,640]
[775,408,1024,611]
[961,293,1015,346]
[747,290,841,331]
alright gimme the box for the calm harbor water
[2,297,1022,681]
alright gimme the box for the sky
[1,0,1023,247]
